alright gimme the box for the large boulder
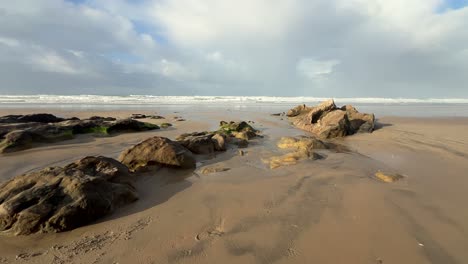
[288,100,375,138]
[341,105,375,133]
[119,136,196,171]
[312,110,349,138]
[0,156,138,235]
[176,132,216,155]
[286,104,313,117]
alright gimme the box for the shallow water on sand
[0,107,468,264]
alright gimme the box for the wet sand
[0,108,467,264]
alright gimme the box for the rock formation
[287,99,375,138]
[0,156,138,235]
[119,136,196,171]
[0,115,160,153]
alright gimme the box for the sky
[0,0,467,97]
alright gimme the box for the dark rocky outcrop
[0,126,74,153]
[89,116,116,121]
[176,132,216,154]
[119,136,196,171]
[174,121,260,155]
[106,119,159,134]
[0,156,138,235]
[0,117,160,153]
[287,99,375,138]
[0,113,65,124]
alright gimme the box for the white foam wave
[0,95,467,105]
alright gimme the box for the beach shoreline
[0,106,467,264]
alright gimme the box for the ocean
[1,95,468,117]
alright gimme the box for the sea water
[1,95,468,117]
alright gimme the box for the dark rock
[0,123,43,139]
[0,114,64,124]
[150,115,165,120]
[211,133,226,151]
[0,115,23,124]
[18,114,64,123]
[107,119,159,134]
[119,136,196,171]
[160,123,172,128]
[218,121,257,135]
[0,156,138,235]
[177,132,215,155]
[236,139,249,148]
[89,116,116,121]
[131,114,146,119]
[0,126,74,153]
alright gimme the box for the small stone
[375,171,404,183]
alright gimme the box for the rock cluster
[0,114,161,153]
[287,99,375,138]
[175,121,260,154]
[0,120,260,235]
[266,136,328,169]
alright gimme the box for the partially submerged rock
[267,150,322,169]
[0,156,138,235]
[119,136,196,171]
[288,99,375,138]
[199,166,230,174]
[277,136,328,151]
[265,136,327,169]
[160,123,172,128]
[375,171,404,183]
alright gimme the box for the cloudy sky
[0,0,467,97]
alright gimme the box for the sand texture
[0,109,467,264]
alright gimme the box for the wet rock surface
[119,136,196,171]
[0,114,65,124]
[265,136,328,169]
[0,115,160,153]
[0,156,138,235]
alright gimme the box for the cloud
[297,59,341,79]
[0,0,467,97]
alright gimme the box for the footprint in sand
[196,218,226,241]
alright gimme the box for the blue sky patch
[437,0,468,12]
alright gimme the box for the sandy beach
[0,107,467,264]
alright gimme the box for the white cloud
[0,37,20,48]
[0,0,467,96]
[297,58,341,79]
[29,52,82,74]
